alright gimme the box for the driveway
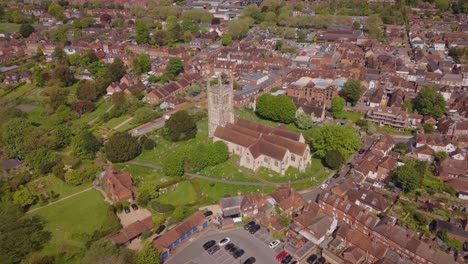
[117,207,152,227]
[165,228,283,264]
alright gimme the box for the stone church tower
[207,74,234,137]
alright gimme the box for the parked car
[325,179,332,184]
[123,206,130,214]
[359,149,366,154]
[224,243,235,251]
[131,204,138,210]
[276,251,287,261]
[249,224,261,234]
[244,221,256,230]
[316,257,325,264]
[332,173,340,179]
[243,257,256,264]
[281,255,292,264]
[203,240,216,250]
[219,237,230,247]
[155,225,166,234]
[306,254,317,264]
[269,240,281,249]
[203,210,213,217]
[207,244,220,255]
[291,261,298,264]
[229,246,239,254]
[233,249,245,259]
[320,183,328,190]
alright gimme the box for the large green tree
[295,112,314,130]
[13,188,36,208]
[324,150,344,170]
[136,19,150,44]
[163,110,197,142]
[256,94,296,124]
[70,130,101,159]
[414,86,447,119]
[307,124,361,159]
[330,96,345,117]
[19,23,34,38]
[163,153,185,176]
[0,204,50,263]
[342,80,364,106]
[191,141,229,172]
[132,54,151,75]
[1,118,31,159]
[25,148,58,174]
[104,132,142,163]
[165,58,184,80]
[77,80,97,101]
[391,163,423,192]
[135,244,161,264]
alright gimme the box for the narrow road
[127,161,161,169]
[113,116,134,130]
[26,187,93,214]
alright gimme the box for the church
[208,75,311,175]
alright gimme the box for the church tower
[207,74,234,138]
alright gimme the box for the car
[281,255,292,264]
[243,257,256,264]
[244,221,256,230]
[276,251,287,261]
[233,249,245,259]
[325,179,332,184]
[332,173,340,179]
[155,225,166,234]
[249,224,261,234]
[224,243,235,251]
[203,210,213,217]
[306,254,317,264]
[358,149,366,154]
[207,244,220,255]
[291,261,298,264]
[320,183,328,190]
[131,204,138,210]
[229,246,239,254]
[123,206,130,214]
[269,240,281,249]
[316,257,325,264]
[202,240,216,250]
[219,237,230,247]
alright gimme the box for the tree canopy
[324,150,344,170]
[19,23,34,38]
[132,53,151,75]
[414,86,447,119]
[295,112,314,130]
[135,245,161,264]
[305,124,361,159]
[165,58,184,80]
[256,94,296,124]
[391,162,423,193]
[163,110,197,142]
[330,96,345,117]
[70,130,101,159]
[104,132,142,163]
[342,80,364,106]
[191,141,229,172]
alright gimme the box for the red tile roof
[109,216,154,245]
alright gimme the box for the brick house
[101,167,136,202]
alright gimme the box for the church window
[291,155,295,161]
[275,161,278,166]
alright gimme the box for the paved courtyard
[165,227,284,264]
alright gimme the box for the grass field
[256,158,324,183]
[334,111,364,122]
[158,181,198,205]
[77,100,112,125]
[199,156,259,182]
[29,189,119,263]
[0,22,21,33]
[114,163,166,185]
[100,114,131,130]
[2,83,36,100]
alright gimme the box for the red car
[276,251,287,261]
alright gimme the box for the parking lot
[165,227,283,264]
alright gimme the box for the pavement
[165,228,284,264]
[117,207,152,227]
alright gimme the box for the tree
[80,50,99,67]
[100,13,112,23]
[330,96,346,117]
[256,94,296,124]
[104,132,142,163]
[171,207,187,222]
[342,80,364,106]
[324,150,344,170]
[13,188,36,208]
[25,148,58,174]
[107,59,127,82]
[422,123,435,134]
[55,125,72,149]
[132,53,151,75]
[64,164,100,186]
[191,141,229,172]
[32,66,45,87]
[52,47,66,63]
[136,19,150,44]
[48,2,66,22]
[436,230,449,242]
[70,130,101,159]
[295,113,314,130]
[71,100,96,115]
[391,164,423,192]
[77,80,97,101]
[307,124,361,159]
[434,151,448,162]
[135,244,161,264]
[165,58,184,80]
[393,142,407,154]
[228,17,253,40]
[1,118,31,159]
[0,204,50,263]
[221,34,232,46]
[401,100,413,113]
[81,240,134,264]
[365,14,383,40]
[163,153,185,176]
[53,65,75,87]
[414,86,447,119]
[19,23,34,38]
[352,21,360,30]
[435,0,449,11]
[163,110,197,142]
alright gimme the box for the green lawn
[114,163,165,185]
[196,179,275,205]
[2,83,36,100]
[158,181,198,206]
[292,169,332,190]
[100,114,131,130]
[77,100,112,125]
[0,22,21,33]
[380,125,415,136]
[334,111,364,122]
[256,158,324,183]
[28,189,119,263]
[199,156,259,182]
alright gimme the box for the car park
[276,251,287,261]
[202,240,216,250]
[224,243,235,251]
[316,257,325,264]
[306,254,317,264]
[131,204,138,210]
[207,244,220,255]
[244,221,256,230]
[249,224,261,234]
[243,257,256,264]
[233,249,245,259]
[320,183,328,189]
[281,255,292,264]
[123,206,130,214]
[269,240,281,249]
[218,237,230,246]
[155,225,166,234]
